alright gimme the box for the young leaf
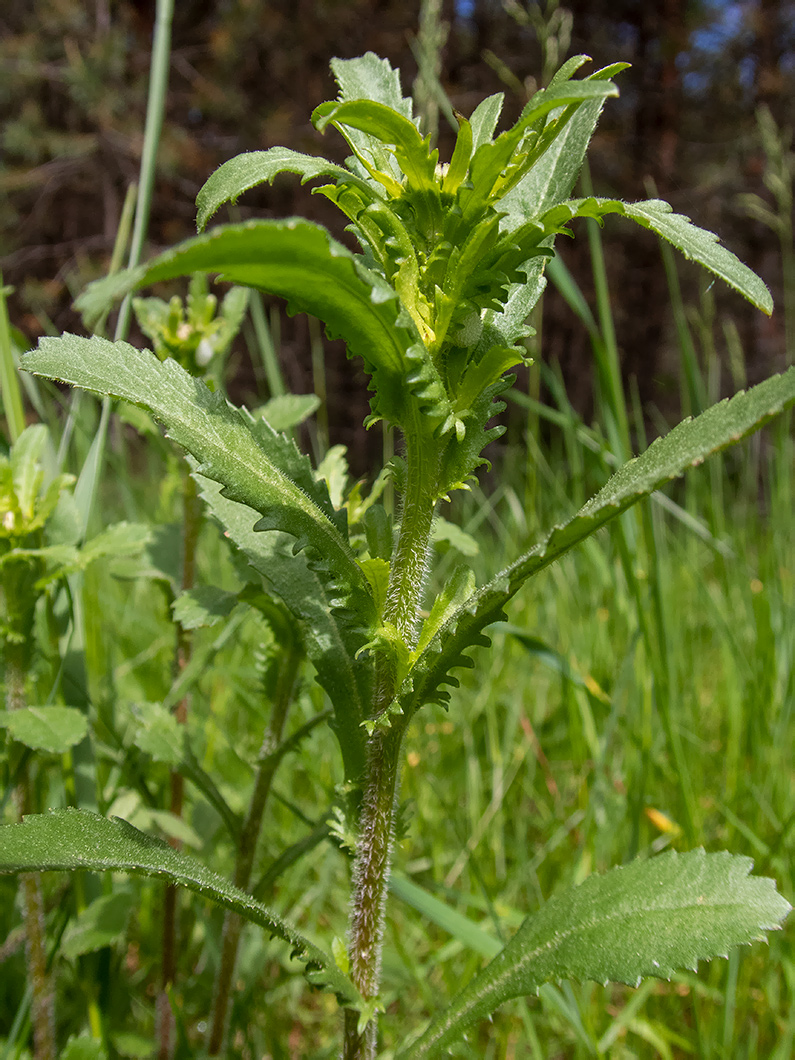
[0,706,87,754]
[313,100,437,194]
[398,849,791,1058]
[0,809,359,1005]
[21,334,368,614]
[405,366,795,711]
[327,53,416,180]
[541,197,773,314]
[196,147,373,232]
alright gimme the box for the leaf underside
[399,849,791,1058]
[0,810,358,1004]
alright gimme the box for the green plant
[2,52,793,1059]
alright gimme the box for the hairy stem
[207,622,302,1054]
[344,433,439,1058]
[382,432,440,645]
[344,729,403,1060]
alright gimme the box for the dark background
[1,0,793,468]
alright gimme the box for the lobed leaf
[405,366,795,711]
[0,810,359,1004]
[399,849,791,1058]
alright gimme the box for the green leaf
[61,1036,107,1060]
[327,53,415,181]
[196,147,371,231]
[399,850,791,1058]
[542,197,773,314]
[0,809,359,1005]
[406,367,795,711]
[313,100,436,194]
[332,52,413,117]
[194,472,370,784]
[172,586,238,630]
[72,220,451,435]
[462,80,619,218]
[430,518,479,558]
[0,706,87,754]
[132,702,185,765]
[258,393,321,432]
[61,891,134,958]
[10,423,48,518]
[468,93,504,152]
[21,333,368,618]
[501,83,616,224]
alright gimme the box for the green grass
[3,329,790,1058]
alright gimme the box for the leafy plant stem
[207,621,302,1054]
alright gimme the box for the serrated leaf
[61,891,134,958]
[328,53,415,181]
[21,334,368,617]
[399,850,791,1058]
[71,220,451,435]
[542,197,773,314]
[194,472,369,784]
[0,706,87,754]
[359,557,390,617]
[172,585,238,630]
[132,701,184,765]
[0,809,359,1005]
[501,87,613,224]
[406,367,795,711]
[196,147,371,231]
